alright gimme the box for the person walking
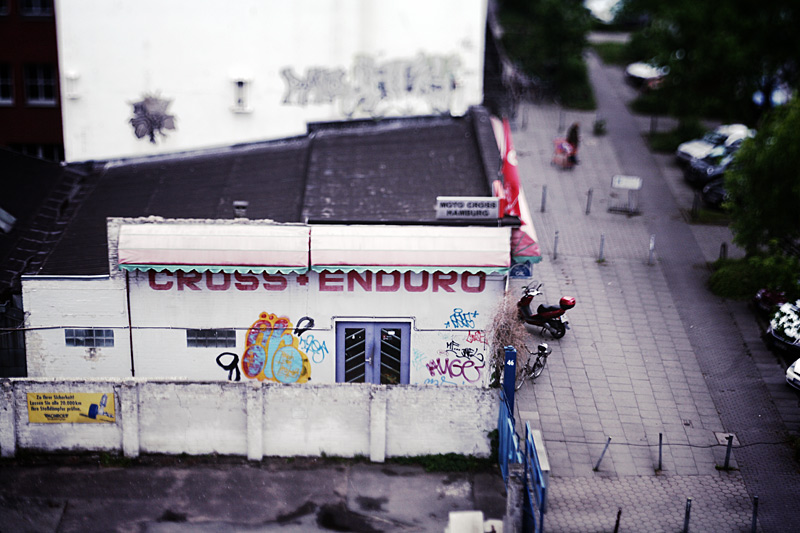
[566,122,580,164]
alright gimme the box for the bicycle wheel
[531,356,546,378]
[515,368,528,391]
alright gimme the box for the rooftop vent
[233,201,249,218]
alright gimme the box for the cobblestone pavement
[510,50,800,532]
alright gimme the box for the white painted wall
[1,379,499,460]
[23,270,501,387]
[22,276,132,378]
[55,0,487,162]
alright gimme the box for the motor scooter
[517,283,575,339]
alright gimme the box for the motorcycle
[518,282,575,339]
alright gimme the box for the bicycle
[515,342,552,391]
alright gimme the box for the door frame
[335,321,411,384]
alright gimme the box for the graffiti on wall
[423,333,487,386]
[444,308,479,329]
[129,93,176,144]
[281,53,463,117]
[243,312,311,383]
[215,312,313,383]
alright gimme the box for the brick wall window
[187,328,236,348]
[65,329,115,348]
[24,64,57,105]
[0,64,12,105]
[21,0,54,16]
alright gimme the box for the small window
[231,79,251,113]
[21,0,54,16]
[65,329,115,348]
[0,64,12,105]
[187,328,236,348]
[24,64,57,105]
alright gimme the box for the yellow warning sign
[27,392,115,424]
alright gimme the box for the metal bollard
[598,234,605,262]
[586,188,593,215]
[751,496,759,533]
[541,185,547,213]
[724,434,733,469]
[553,230,560,260]
[613,507,622,533]
[683,497,692,533]
[658,432,663,471]
[719,242,728,261]
[648,234,656,265]
[593,436,612,471]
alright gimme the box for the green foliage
[389,453,495,473]
[708,253,800,300]
[726,98,800,254]
[499,0,594,109]
[590,42,631,66]
[644,118,705,153]
[616,0,800,124]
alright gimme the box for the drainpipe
[125,270,135,377]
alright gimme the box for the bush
[708,253,800,300]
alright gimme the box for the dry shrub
[486,290,531,385]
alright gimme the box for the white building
[55,0,488,161]
[23,219,511,386]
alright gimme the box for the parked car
[625,62,667,90]
[752,288,788,317]
[766,302,800,357]
[685,140,741,188]
[701,178,728,209]
[675,124,754,167]
[786,357,800,391]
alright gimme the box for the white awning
[310,225,511,273]
[117,223,309,274]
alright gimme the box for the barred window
[65,329,114,347]
[187,329,236,348]
[0,64,12,104]
[24,64,57,105]
[21,0,54,16]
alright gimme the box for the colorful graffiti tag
[444,308,479,329]
[424,335,487,385]
[241,312,311,383]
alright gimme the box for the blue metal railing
[523,422,548,533]
[498,388,521,484]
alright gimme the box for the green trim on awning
[119,264,309,275]
[512,255,543,264]
[310,265,510,275]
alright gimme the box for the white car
[675,124,754,166]
[786,358,800,391]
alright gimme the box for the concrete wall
[55,0,487,161]
[0,379,499,461]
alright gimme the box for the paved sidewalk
[509,50,800,532]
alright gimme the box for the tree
[498,0,593,108]
[726,97,800,255]
[616,0,800,124]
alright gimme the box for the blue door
[336,322,410,384]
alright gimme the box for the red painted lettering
[148,271,173,290]
[376,271,401,292]
[461,272,485,293]
[403,271,429,292]
[347,271,372,291]
[319,271,344,292]
[262,274,288,291]
[234,272,259,291]
[206,272,231,291]
[177,271,202,290]
[433,272,457,292]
